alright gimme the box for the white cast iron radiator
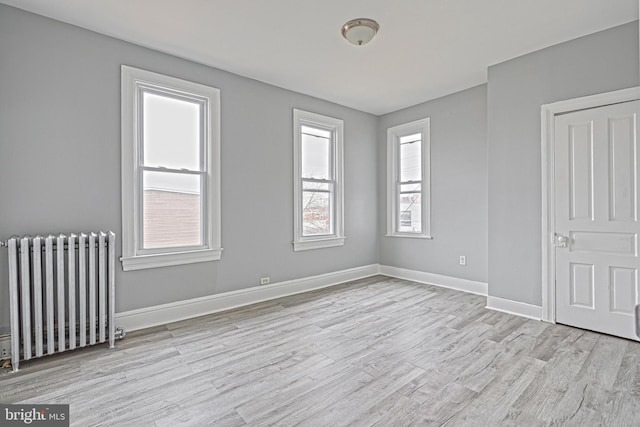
[5,232,124,372]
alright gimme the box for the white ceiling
[1,0,637,115]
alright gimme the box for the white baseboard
[486,296,542,321]
[378,265,488,296]
[115,264,380,332]
[116,264,543,332]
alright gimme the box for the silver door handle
[555,234,569,248]
[636,305,640,339]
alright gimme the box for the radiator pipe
[115,327,126,340]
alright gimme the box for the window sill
[121,247,222,271]
[385,234,433,240]
[293,237,345,252]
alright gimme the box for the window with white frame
[387,118,431,238]
[121,65,221,270]
[293,109,344,251]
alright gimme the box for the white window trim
[293,109,345,251]
[121,65,222,271]
[386,117,432,239]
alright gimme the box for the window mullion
[302,178,333,184]
[200,163,207,248]
[395,181,401,232]
[200,101,206,173]
[303,190,331,194]
[137,164,145,250]
[141,165,205,175]
[330,132,336,235]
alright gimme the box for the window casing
[121,66,221,270]
[293,109,344,251]
[387,118,431,238]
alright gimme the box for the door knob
[555,233,569,248]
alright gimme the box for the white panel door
[555,100,640,341]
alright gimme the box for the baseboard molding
[378,265,488,296]
[115,264,380,332]
[486,296,542,321]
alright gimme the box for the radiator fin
[33,237,43,358]
[20,237,32,360]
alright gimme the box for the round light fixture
[341,18,379,46]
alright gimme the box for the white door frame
[541,86,640,323]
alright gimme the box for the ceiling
[1,0,637,115]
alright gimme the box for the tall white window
[293,109,344,251]
[121,66,221,270]
[387,118,431,238]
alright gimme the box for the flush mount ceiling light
[341,18,379,46]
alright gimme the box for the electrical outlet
[459,256,466,266]
[260,277,270,285]
[0,335,11,360]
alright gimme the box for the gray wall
[0,5,379,330]
[488,21,639,306]
[1,4,637,334]
[378,85,488,283]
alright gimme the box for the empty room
[0,1,639,425]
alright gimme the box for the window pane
[398,188,422,233]
[301,126,330,180]
[143,92,201,170]
[302,190,331,236]
[143,171,202,249]
[400,133,421,182]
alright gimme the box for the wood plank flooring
[1,275,639,426]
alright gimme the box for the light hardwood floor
[1,275,639,426]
